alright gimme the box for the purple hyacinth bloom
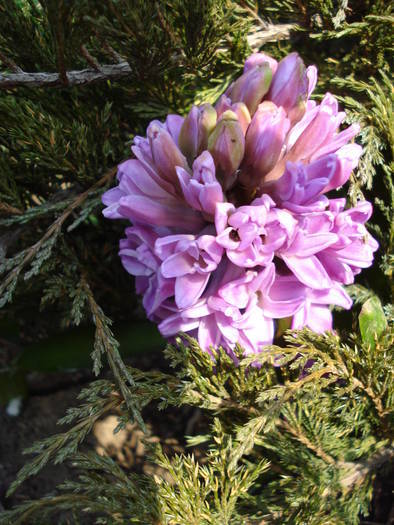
[262,274,352,332]
[265,93,360,183]
[176,151,224,219]
[147,120,189,191]
[164,114,185,145]
[207,264,275,355]
[324,143,362,192]
[102,158,204,232]
[267,53,309,122]
[286,93,360,163]
[119,226,175,318]
[278,228,338,290]
[131,114,185,195]
[159,262,275,355]
[155,231,223,309]
[317,199,379,284]
[102,50,378,360]
[263,152,360,213]
[215,196,298,268]
[215,196,275,267]
[291,284,352,333]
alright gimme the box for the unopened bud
[230,102,251,134]
[241,104,290,188]
[178,104,217,163]
[198,103,217,151]
[216,97,251,135]
[178,106,199,163]
[148,121,188,189]
[208,111,245,190]
[267,53,308,122]
[244,52,278,75]
[227,63,273,117]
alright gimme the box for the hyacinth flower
[103,50,378,358]
[119,225,175,318]
[176,151,224,219]
[155,232,223,309]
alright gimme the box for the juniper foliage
[0,1,393,524]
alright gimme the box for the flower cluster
[103,52,378,356]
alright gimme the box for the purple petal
[175,273,210,309]
[261,276,305,318]
[165,114,184,145]
[118,195,204,231]
[281,254,332,289]
[293,304,332,332]
[285,232,338,256]
[198,314,222,351]
[215,203,235,234]
[161,252,194,278]
[159,313,199,337]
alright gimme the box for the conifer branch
[7,494,94,525]
[6,381,120,497]
[80,276,146,430]
[278,419,336,465]
[0,62,132,89]
[0,168,116,307]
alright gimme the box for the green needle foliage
[0,0,393,524]
[1,314,393,524]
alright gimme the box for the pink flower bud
[178,104,217,164]
[216,96,251,134]
[178,106,199,162]
[147,121,188,190]
[227,63,273,116]
[230,102,251,134]
[207,110,245,190]
[267,53,309,122]
[244,52,278,75]
[241,102,290,188]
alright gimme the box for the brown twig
[278,419,336,465]
[103,43,124,64]
[0,201,23,215]
[337,447,394,493]
[0,61,132,89]
[247,24,296,48]
[80,44,102,71]
[351,377,389,419]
